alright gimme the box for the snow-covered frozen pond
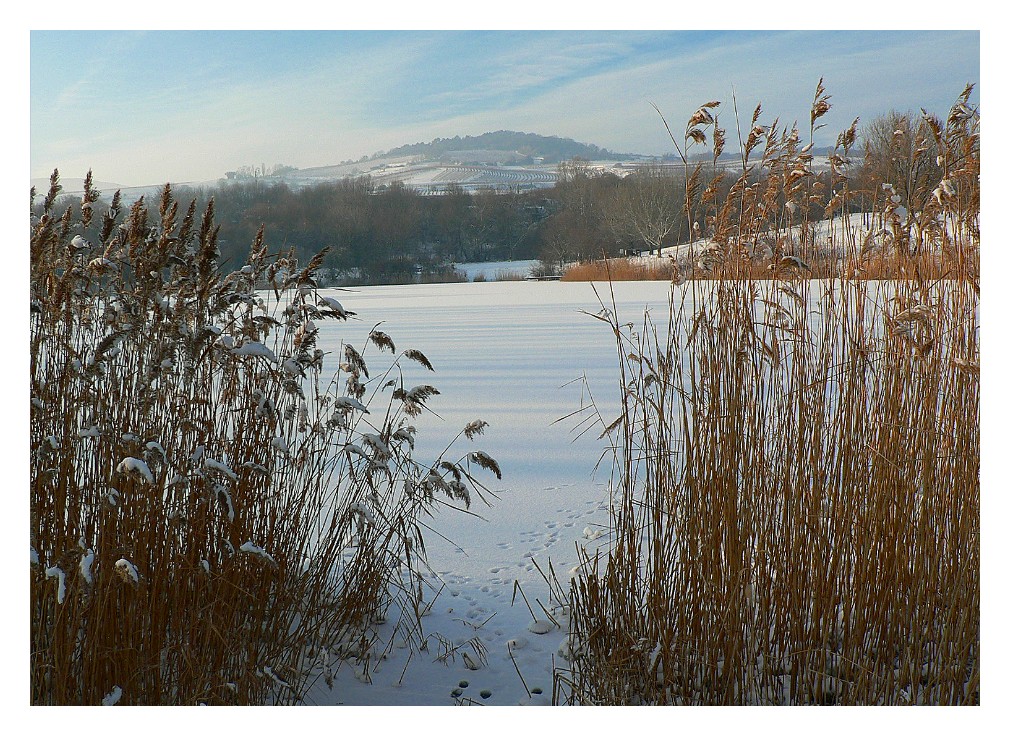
[305,279,678,705]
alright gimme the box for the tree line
[38,109,952,285]
[171,179,561,284]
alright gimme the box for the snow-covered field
[302,280,674,706]
[628,212,877,267]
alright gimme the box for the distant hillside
[373,131,635,164]
[30,176,127,195]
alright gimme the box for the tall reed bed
[566,80,978,287]
[30,176,499,704]
[562,259,681,282]
[554,84,979,705]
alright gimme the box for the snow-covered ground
[628,212,877,267]
[302,280,674,706]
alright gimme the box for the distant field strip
[371,164,560,190]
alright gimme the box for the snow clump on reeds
[79,549,95,585]
[116,457,154,485]
[239,541,277,565]
[114,558,139,584]
[45,566,66,604]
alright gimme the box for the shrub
[561,259,680,282]
[528,261,562,280]
[493,269,528,282]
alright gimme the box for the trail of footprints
[338,489,607,704]
[479,492,611,582]
[433,486,610,704]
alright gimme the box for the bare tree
[556,156,597,219]
[862,110,943,214]
[605,167,683,255]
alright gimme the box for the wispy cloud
[30,29,980,186]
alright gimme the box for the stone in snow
[528,620,552,635]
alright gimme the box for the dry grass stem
[30,180,500,704]
[554,84,979,706]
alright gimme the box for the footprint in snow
[507,636,528,650]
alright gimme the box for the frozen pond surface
[319,280,677,571]
[305,280,678,705]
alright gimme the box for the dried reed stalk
[30,179,499,704]
[555,84,979,705]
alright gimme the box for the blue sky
[30,26,981,187]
